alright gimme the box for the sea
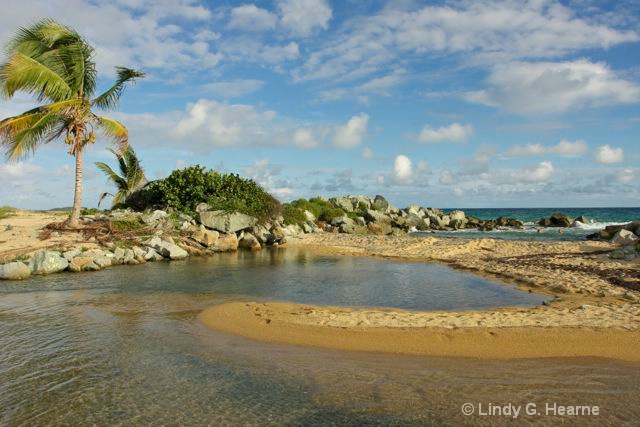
[413,207,640,241]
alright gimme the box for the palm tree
[96,146,146,208]
[0,19,144,227]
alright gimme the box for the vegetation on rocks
[127,165,280,220]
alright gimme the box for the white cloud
[419,123,473,144]
[362,147,374,159]
[278,0,332,37]
[204,79,265,98]
[294,1,638,82]
[244,159,293,198]
[511,161,554,182]
[507,139,588,157]
[292,128,318,149]
[394,155,413,183]
[0,162,43,177]
[465,60,640,114]
[228,4,278,32]
[594,145,624,164]
[333,113,369,148]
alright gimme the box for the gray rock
[199,210,257,233]
[330,216,355,227]
[142,210,168,226]
[538,212,572,227]
[113,247,126,264]
[0,262,31,280]
[449,218,468,229]
[350,195,371,211]
[283,224,302,238]
[29,251,69,275]
[354,216,366,227]
[329,196,354,212]
[144,237,188,260]
[372,195,389,211]
[132,246,146,259]
[363,209,391,224]
[63,249,82,261]
[303,210,316,222]
[252,225,274,245]
[609,249,626,260]
[93,256,113,269]
[195,203,211,213]
[144,248,164,262]
[213,233,238,252]
[611,229,639,246]
[123,249,136,264]
[449,210,466,221]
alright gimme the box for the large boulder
[572,215,590,226]
[350,195,371,211]
[363,209,391,224]
[329,197,354,212]
[252,225,275,245]
[239,233,261,251]
[611,229,639,246]
[586,221,640,240]
[199,211,257,233]
[0,262,31,280]
[495,216,524,228]
[192,228,219,247]
[144,237,188,260]
[448,210,466,221]
[141,210,168,226]
[372,195,389,211]
[213,233,238,252]
[69,256,99,272]
[330,216,355,227]
[538,212,572,227]
[29,251,69,275]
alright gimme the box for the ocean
[413,207,640,241]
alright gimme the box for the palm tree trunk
[68,149,83,228]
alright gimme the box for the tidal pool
[1,249,637,425]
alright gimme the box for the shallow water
[1,250,638,425]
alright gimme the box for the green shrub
[125,165,279,220]
[81,208,101,215]
[289,197,347,222]
[282,204,306,226]
[111,219,145,233]
[0,206,17,220]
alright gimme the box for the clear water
[417,207,640,241]
[1,250,638,425]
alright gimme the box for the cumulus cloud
[507,139,588,157]
[465,60,640,114]
[594,145,624,164]
[511,161,554,182]
[244,159,293,197]
[333,113,369,148]
[293,1,638,82]
[278,0,332,37]
[292,128,318,149]
[228,4,278,32]
[394,155,413,183]
[419,123,473,144]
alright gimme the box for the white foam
[571,221,630,230]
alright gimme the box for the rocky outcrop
[0,262,31,280]
[538,213,572,227]
[587,221,640,241]
[611,230,639,246]
[199,211,257,233]
[239,232,261,251]
[144,237,189,260]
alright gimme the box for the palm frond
[0,52,73,101]
[2,112,64,161]
[93,115,128,151]
[95,161,128,190]
[92,67,145,110]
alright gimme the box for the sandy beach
[199,232,640,361]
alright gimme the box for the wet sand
[200,233,640,361]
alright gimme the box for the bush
[81,208,102,215]
[290,197,346,223]
[282,204,306,226]
[125,165,280,220]
[0,206,17,220]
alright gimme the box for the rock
[239,233,261,251]
[303,210,316,222]
[350,195,371,211]
[330,216,355,227]
[252,225,274,245]
[145,237,189,260]
[390,227,406,237]
[404,214,424,230]
[611,229,639,246]
[495,217,524,228]
[271,226,286,243]
[192,229,219,247]
[609,249,626,260]
[29,251,69,275]
[416,218,431,231]
[195,202,211,213]
[144,248,164,262]
[573,215,590,226]
[329,196,354,212]
[113,247,126,264]
[448,210,466,221]
[440,215,450,227]
[339,222,357,234]
[93,256,113,268]
[283,224,302,238]
[538,212,572,227]
[354,216,366,227]
[69,256,97,272]
[372,195,389,211]
[0,262,31,280]
[63,249,82,262]
[199,211,257,233]
[141,210,168,226]
[363,209,390,224]
[213,233,238,252]
[132,246,146,259]
[367,223,385,236]
[449,218,468,229]
[123,249,137,264]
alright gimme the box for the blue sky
[1,0,639,209]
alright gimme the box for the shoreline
[199,233,640,362]
[199,302,640,362]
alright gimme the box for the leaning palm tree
[96,146,146,208]
[0,19,144,227]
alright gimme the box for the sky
[0,0,639,209]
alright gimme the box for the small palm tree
[0,19,144,227]
[96,146,146,208]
